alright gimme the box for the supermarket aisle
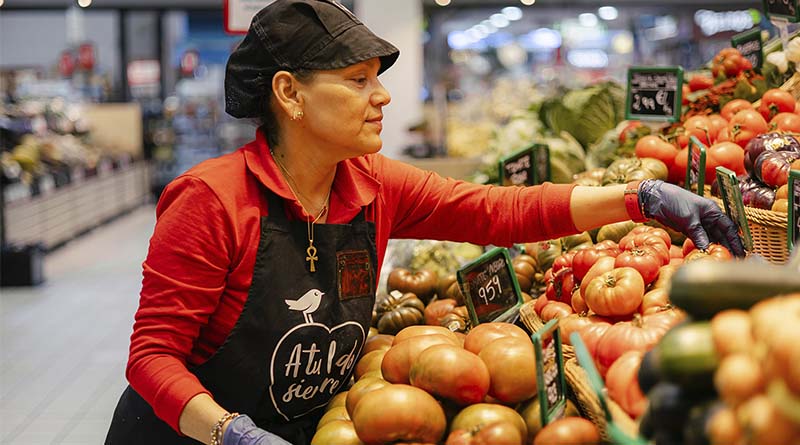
[1,205,156,444]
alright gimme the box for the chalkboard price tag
[764,0,800,22]
[626,66,683,122]
[716,167,754,252]
[457,247,523,326]
[571,333,649,445]
[685,136,707,197]
[732,27,764,69]
[532,319,567,426]
[499,147,535,186]
[789,169,800,250]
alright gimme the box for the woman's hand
[222,415,293,445]
[639,180,746,257]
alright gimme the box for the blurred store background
[0,0,768,280]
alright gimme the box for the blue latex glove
[223,415,293,445]
[639,179,746,257]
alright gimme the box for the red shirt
[127,130,577,431]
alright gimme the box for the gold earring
[292,110,304,121]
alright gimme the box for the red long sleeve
[125,132,578,432]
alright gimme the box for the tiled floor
[1,205,157,444]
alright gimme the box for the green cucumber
[652,322,718,393]
[668,260,800,320]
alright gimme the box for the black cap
[224,0,400,119]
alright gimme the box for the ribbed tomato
[584,267,645,317]
[559,313,611,346]
[572,247,618,281]
[540,301,574,322]
[614,248,661,285]
[594,314,664,376]
[382,334,460,384]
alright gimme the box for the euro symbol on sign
[656,90,668,105]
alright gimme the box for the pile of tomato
[530,224,733,420]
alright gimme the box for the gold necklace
[273,151,332,273]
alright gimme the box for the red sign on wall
[59,50,76,77]
[78,43,96,71]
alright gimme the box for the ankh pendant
[306,242,319,272]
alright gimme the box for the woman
[106,1,744,444]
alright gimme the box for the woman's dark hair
[259,68,315,148]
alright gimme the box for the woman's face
[295,58,391,158]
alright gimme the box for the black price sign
[716,167,754,252]
[685,136,707,197]
[764,0,800,22]
[789,169,800,250]
[626,67,683,122]
[499,144,551,186]
[499,147,535,186]
[532,319,566,426]
[732,28,764,69]
[457,247,523,326]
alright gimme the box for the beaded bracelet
[211,412,239,445]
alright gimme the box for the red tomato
[583,267,645,318]
[727,109,769,148]
[682,84,690,105]
[759,88,796,121]
[716,126,731,143]
[708,141,746,176]
[614,248,662,285]
[670,148,689,184]
[594,314,664,376]
[684,115,713,145]
[723,54,746,76]
[707,114,728,140]
[606,350,648,418]
[627,226,672,247]
[540,301,574,322]
[635,135,678,171]
[571,247,618,281]
[688,75,714,92]
[721,99,753,121]
[706,244,733,261]
[676,133,690,149]
[620,231,670,252]
[552,251,576,273]
[770,112,800,133]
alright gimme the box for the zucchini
[652,322,718,393]
[668,261,800,320]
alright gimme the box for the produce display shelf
[3,162,151,251]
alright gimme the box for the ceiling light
[0,0,5,8]
[481,20,498,33]
[502,6,523,21]
[520,0,536,5]
[598,6,619,21]
[435,0,450,6]
[77,0,92,7]
[490,13,510,28]
[579,13,598,28]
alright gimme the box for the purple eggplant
[744,133,800,176]
[739,176,776,210]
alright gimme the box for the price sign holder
[499,147,535,186]
[571,333,649,445]
[764,0,800,23]
[716,167,754,252]
[685,136,707,197]
[789,169,800,251]
[531,319,567,426]
[457,247,523,326]
[625,66,684,123]
[732,27,764,69]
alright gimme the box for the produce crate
[710,194,790,264]
[564,358,641,444]
[519,301,576,362]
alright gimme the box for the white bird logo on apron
[268,288,365,421]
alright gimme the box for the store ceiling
[0,0,761,9]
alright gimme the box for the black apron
[106,190,377,445]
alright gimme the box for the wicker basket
[518,301,576,362]
[710,195,790,264]
[565,358,640,443]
